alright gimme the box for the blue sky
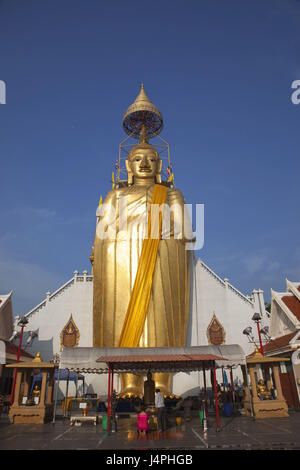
[0,0,300,316]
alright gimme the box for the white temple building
[269,279,300,339]
[0,292,13,340]
[262,279,300,407]
[13,257,269,397]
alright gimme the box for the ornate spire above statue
[122,83,163,140]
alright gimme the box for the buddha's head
[126,143,162,185]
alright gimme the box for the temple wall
[26,272,93,361]
[172,258,269,395]
[190,258,267,353]
[23,272,100,398]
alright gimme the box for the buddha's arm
[95,190,117,240]
[166,188,194,242]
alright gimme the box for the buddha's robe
[92,183,192,390]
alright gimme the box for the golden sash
[118,184,167,347]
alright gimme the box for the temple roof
[95,353,226,372]
[4,340,34,359]
[1,337,34,363]
[263,331,300,356]
[0,292,12,309]
[281,295,300,322]
[60,345,246,374]
[6,351,57,368]
[246,347,290,363]
[271,280,300,326]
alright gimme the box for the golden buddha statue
[33,385,40,396]
[257,379,271,400]
[32,385,41,404]
[92,85,192,395]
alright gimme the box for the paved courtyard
[1,410,300,451]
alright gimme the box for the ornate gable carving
[207,313,226,345]
[60,314,80,351]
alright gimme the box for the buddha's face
[127,146,160,181]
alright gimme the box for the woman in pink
[137,407,149,435]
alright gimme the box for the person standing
[155,389,165,432]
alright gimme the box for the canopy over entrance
[59,344,246,430]
[60,344,246,373]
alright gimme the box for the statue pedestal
[244,398,289,419]
[9,404,54,424]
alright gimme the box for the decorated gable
[60,314,80,350]
[207,314,226,345]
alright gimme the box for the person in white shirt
[155,388,165,432]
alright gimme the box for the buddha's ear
[155,159,162,184]
[125,159,133,185]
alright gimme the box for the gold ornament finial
[249,347,263,358]
[33,352,42,362]
[134,83,151,105]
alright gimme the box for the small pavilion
[244,348,289,419]
[6,352,58,424]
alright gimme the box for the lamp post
[10,316,29,405]
[252,312,264,356]
[9,317,37,406]
[243,314,271,357]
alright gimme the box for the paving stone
[1,411,300,450]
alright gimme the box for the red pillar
[111,368,114,395]
[256,321,264,355]
[230,367,235,407]
[107,367,111,431]
[202,362,208,418]
[230,367,233,390]
[110,367,114,428]
[213,364,220,429]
